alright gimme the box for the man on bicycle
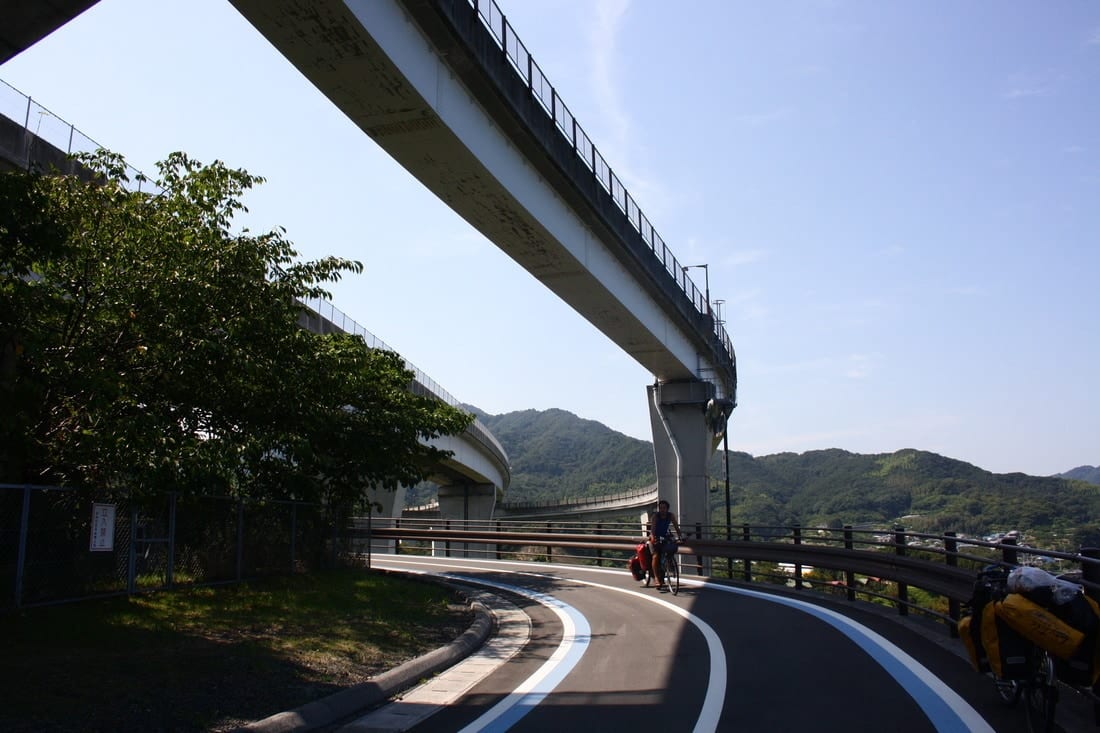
[649,499,683,590]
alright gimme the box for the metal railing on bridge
[437,0,736,395]
[0,78,159,193]
[353,516,1100,637]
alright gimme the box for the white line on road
[377,557,726,733]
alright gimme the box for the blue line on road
[429,573,592,733]
[707,583,994,733]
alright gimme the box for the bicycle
[964,567,1062,733]
[661,542,680,595]
[992,643,1058,733]
[644,538,679,595]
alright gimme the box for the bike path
[365,557,1060,732]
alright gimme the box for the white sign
[90,503,116,551]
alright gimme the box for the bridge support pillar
[361,483,408,554]
[648,380,716,572]
[436,482,496,558]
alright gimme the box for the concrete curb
[237,580,494,733]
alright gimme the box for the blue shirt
[653,512,673,539]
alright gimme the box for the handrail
[354,518,1100,632]
[0,78,159,194]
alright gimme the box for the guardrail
[497,483,657,511]
[352,517,1100,635]
[0,78,157,192]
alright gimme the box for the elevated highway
[0,86,510,522]
[225,0,738,530]
[404,483,658,522]
[2,0,739,530]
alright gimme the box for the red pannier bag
[628,542,651,580]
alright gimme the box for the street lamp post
[681,263,710,318]
[724,428,732,576]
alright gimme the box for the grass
[1,568,473,733]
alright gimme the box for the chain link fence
[1,484,337,611]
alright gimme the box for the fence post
[1081,547,1100,604]
[596,522,603,567]
[365,505,371,571]
[15,485,31,608]
[167,493,177,588]
[945,531,959,637]
[546,522,552,562]
[792,524,804,590]
[128,504,138,594]
[445,519,451,558]
[236,500,244,581]
[695,522,703,577]
[496,520,502,560]
[1001,535,1018,566]
[844,525,855,602]
[290,502,298,573]
[894,526,908,616]
[742,524,752,582]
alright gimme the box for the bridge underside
[0,0,99,64]
[225,0,732,530]
[228,0,719,386]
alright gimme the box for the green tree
[0,150,470,511]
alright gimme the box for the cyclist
[648,499,683,590]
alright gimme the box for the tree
[0,150,471,510]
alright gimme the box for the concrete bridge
[405,483,659,523]
[0,82,510,524]
[3,0,740,533]
[224,0,738,532]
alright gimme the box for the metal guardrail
[353,517,1100,634]
[0,78,159,193]
[497,483,657,511]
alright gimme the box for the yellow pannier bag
[981,602,1030,679]
[995,592,1084,661]
[959,615,983,673]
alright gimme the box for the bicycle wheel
[666,552,679,595]
[1023,651,1057,733]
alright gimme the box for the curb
[237,580,494,733]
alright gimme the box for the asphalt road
[367,555,1089,732]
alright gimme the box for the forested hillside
[468,407,654,499]
[449,407,1100,548]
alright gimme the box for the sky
[2,0,1098,477]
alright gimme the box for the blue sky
[2,1,1097,477]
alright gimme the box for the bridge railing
[354,516,1100,635]
[498,484,656,511]
[463,0,736,390]
[298,297,509,470]
[0,78,159,193]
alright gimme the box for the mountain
[1058,466,1100,486]
[451,407,1100,546]
[467,406,655,501]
